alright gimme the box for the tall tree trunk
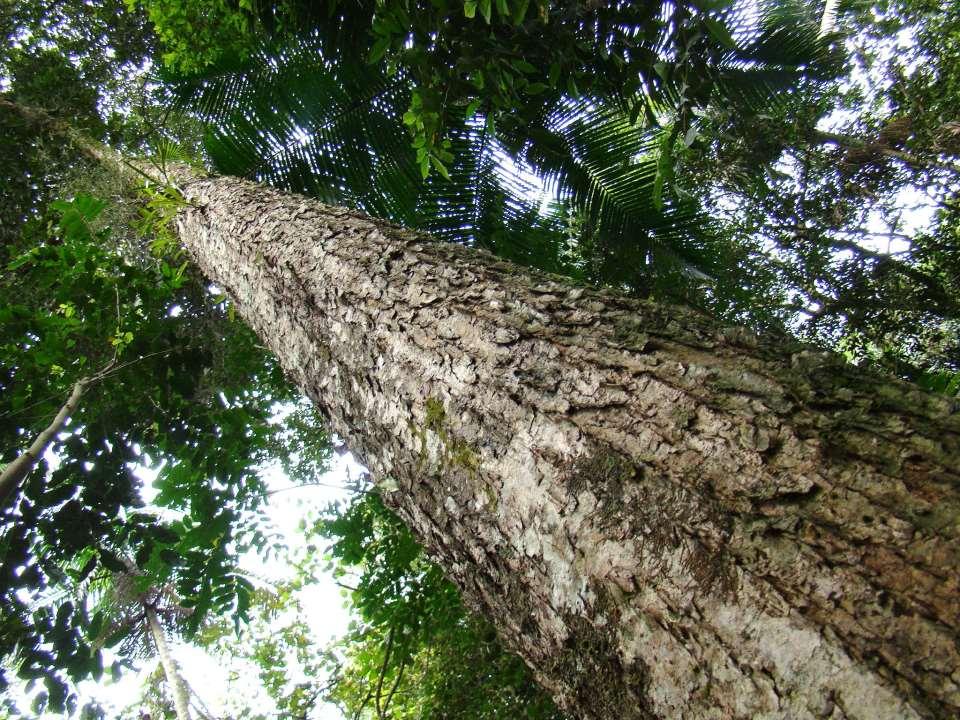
[144,603,192,720]
[7,92,956,720]
[166,170,960,719]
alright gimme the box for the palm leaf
[162,0,837,307]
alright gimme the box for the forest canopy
[1,0,958,717]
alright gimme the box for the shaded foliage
[321,492,566,719]
[0,170,332,714]
[156,0,838,328]
[3,0,959,715]
[677,0,960,376]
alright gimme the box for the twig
[374,626,397,720]
[382,655,406,718]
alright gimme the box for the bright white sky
[133,452,362,720]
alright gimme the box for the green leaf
[514,59,537,74]
[511,0,530,25]
[548,62,560,87]
[55,602,74,633]
[690,0,735,11]
[77,554,97,582]
[73,194,108,220]
[88,611,104,643]
[98,550,127,574]
[45,676,68,713]
[703,17,736,50]
[479,0,491,24]
[7,247,40,271]
[32,692,49,715]
[653,129,675,211]
[430,154,451,180]
[104,624,132,648]
[464,0,477,18]
[368,36,390,64]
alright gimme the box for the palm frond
[169,33,422,219]
[163,1,838,307]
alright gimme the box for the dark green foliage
[676,0,960,376]
[3,0,959,715]
[227,0,840,160]
[163,0,837,320]
[0,0,154,77]
[0,187,333,711]
[0,2,154,249]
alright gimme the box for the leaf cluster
[160,1,837,323]
[314,491,566,720]
[0,187,333,712]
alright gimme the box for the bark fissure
[170,170,959,719]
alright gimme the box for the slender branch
[1,370,95,509]
[382,655,407,718]
[265,480,352,495]
[182,677,216,720]
[0,348,181,424]
[0,342,187,510]
[374,625,396,720]
[811,128,960,173]
[145,602,192,720]
[94,347,184,383]
[352,687,374,720]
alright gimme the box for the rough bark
[167,170,960,719]
[145,604,192,720]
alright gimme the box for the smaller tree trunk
[819,0,839,35]
[0,377,88,508]
[0,356,117,511]
[145,604,192,720]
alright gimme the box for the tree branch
[1,368,97,509]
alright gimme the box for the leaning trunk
[169,171,959,719]
[144,604,192,720]
[0,377,88,508]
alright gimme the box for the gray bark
[145,604,192,720]
[167,170,959,719]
